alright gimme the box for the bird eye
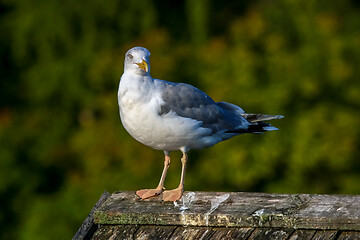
[127,54,133,59]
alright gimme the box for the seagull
[118,47,283,202]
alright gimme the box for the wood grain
[93,191,360,230]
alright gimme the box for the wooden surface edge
[73,191,111,240]
[92,191,360,231]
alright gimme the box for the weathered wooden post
[74,191,360,239]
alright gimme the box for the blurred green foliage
[1,0,359,239]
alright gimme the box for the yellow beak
[136,59,149,73]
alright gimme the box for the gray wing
[158,82,247,133]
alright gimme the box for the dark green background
[1,0,359,239]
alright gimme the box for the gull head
[124,47,150,75]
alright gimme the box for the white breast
[118,74,214,151]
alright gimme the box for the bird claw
[162,186,183,202]
[136,188,162,199]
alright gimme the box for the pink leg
[136,155,170,199]
[163,151,187,202]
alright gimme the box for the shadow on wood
[74,191,360,240]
